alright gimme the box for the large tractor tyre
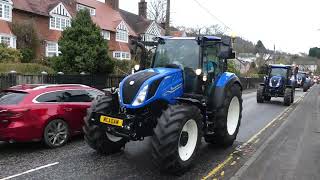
[283,88,292,106]
[83,95,126,155]
[205,84,243,147]
[257,86,264,103]
[264,96,271,101]
[151,104,203,174]
[302,84,308,92]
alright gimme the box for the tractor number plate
[100,115,123,127]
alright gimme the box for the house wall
[12,10,52,59]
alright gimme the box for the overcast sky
[103,0,320,54]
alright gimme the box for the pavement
[0,88,307,180]
[233,85,320,180]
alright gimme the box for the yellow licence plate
[100,116,123,127]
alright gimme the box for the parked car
[0,84,104,148]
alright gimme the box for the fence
[0,74,262,91]
[0,74,124,90]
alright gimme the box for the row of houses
[0,0,184,60]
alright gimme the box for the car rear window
[0,91,28,105]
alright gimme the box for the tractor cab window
[270,68,287,77]
[153,39,200,70]
[203,45,220,76]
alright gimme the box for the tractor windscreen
[270,68,287,77]
[153,39,199,70]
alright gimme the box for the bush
[0,44,22,63]
[0,63,55,74]
[20,48,33,63]
[113,59,137,75]
[228,60,240,75]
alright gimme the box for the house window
[46,42,59,57]
[1,36,10,46]
[77,4,96,16]
[0,1,12,21]
[113,51,130,60]
[116,22,128,43]
[0,34,16,48]
[101,30,110,40]
[50,16,71,31]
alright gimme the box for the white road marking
[0,162,59,180]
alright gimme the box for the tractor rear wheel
[83,95,127,154]
[283,88,292,106]
[205,84,242,147]
[151,104,202,174]
[257,86,264,103]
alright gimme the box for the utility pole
[165,0,170,36]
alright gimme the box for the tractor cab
[150,36,235,95]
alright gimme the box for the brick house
[0,0,165,61]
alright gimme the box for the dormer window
[77,4,96,16]
[0,0,12,22]
[49,3,71,31]
[116,21,128,43]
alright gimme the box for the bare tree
[148,0,167,23]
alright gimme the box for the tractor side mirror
[218,46,234,59]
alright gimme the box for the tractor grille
[270,77,281,87]
[122,71,158,104]
[147,78,164,100]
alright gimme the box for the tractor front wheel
[257,86,264,103]
[151,104,202,174]
[283,88,292,106]
[205,84,242,147]
[303,84,308,92]
[83,95,127,154]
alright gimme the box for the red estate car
[0,84,104,148]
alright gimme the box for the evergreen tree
[55,9,114,74]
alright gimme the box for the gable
[117,21,128,32]
[146,21,161,36]
[49,2,71,17]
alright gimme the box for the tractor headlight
[132,85,149,106]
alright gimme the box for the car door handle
[64,108,73,112]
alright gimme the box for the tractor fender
[209,73,242,110]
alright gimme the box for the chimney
[106,0,119,10]
[138,0,147,18]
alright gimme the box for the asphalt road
[237,86,320,180]
[0,89,306,180]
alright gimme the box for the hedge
[0,63,55,75]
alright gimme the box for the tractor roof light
[134,65,140,71]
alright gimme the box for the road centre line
[0,162,59,180]
[201,92,307,180]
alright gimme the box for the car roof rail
[32,84,90,90]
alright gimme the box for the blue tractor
[83,36,243,174]
[257,64,296,106]
[296,71,311,92]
